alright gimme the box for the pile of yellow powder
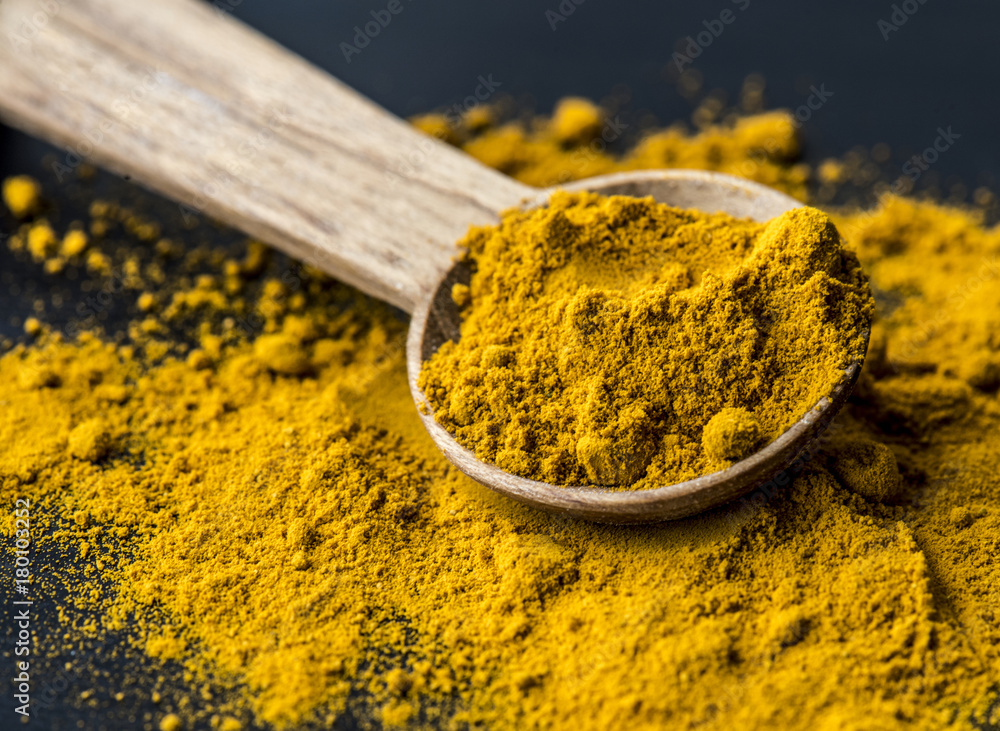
[418,193,872,487]
[0,100,998,731]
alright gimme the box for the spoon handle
[0,0,532,313]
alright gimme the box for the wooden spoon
[0,0,866,523]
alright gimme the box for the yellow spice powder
[0,102,998,731]
[414,100,809,199]
[1,173,42,218]
[418,193,872,487]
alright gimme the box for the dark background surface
[3,0,998,192]
[2,1,999,729]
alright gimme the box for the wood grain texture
[408,170,870,523]
[0,0,532,312]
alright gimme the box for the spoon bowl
[407,169,869,523]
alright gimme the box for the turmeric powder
[1,173,41,217]
[701,407,761,461]
[1,99,998,731]
[419,193,872,487]
[414,102,809,199]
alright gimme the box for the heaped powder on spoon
[418,192,873,487]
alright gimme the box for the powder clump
[702,407,762,462]
[828,438,902,502]
[68,418,114,462]
[27,220,59,262]
[2,174,42,217]
[61,228,90,257]
[158,713,183,731]
[253,333,311,375]
[550,97,604,145]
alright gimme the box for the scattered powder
[413,100,809,198]
[0,99,998,731]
